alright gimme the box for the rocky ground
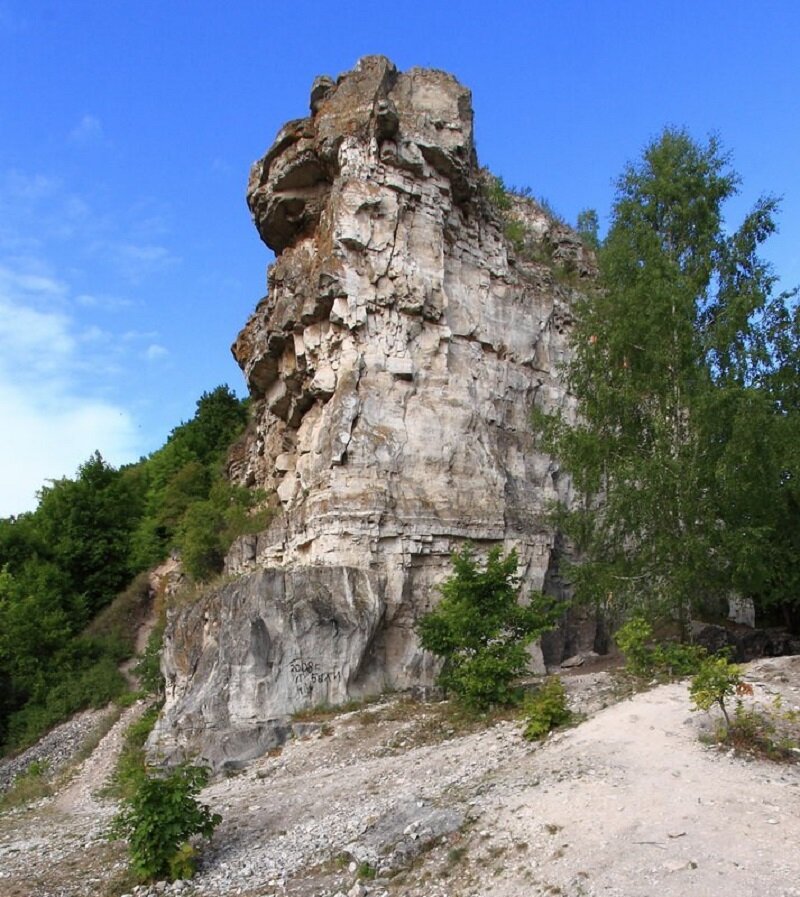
[1,657,799,897]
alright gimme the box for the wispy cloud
[144,343,169,361]
[115,241,177,279]
[74,292,134,311]
[68,114,107,147]
[0,169,178,515]
[0,273,142,515]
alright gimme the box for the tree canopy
[0,384,261,750]
[538,128,798,632]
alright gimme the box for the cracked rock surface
[151,56,599,770]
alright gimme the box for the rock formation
[149,56,598,771]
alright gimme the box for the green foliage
[724,698,799,762]
[169,842,200,881]
[0,758,52,810]
[130,386,249,571]
[576,208,599,248]
[534,195,566,226]
[504,218,528,252]
[135,623,166,696]
[86,572,152,654]
[357,862,378,880]
[106,704,162,800]
[689,655,742,726]
[614,618,655,677]
[484,173,512,211]
[417,545,561,710]
[695,686,798,762]
[176,481,271,581]
[35,452,144,617]
[615,617,706,680]
[110,763,222,882]
[0,384,261,752]
[521,677,572,741]
[536,128,798,629]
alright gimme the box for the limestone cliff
[149,56,598,771]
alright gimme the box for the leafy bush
[614,617,654,677]
[725,699,799,762]
[110,763,222,882]
[4,654,128,751]
[521,677,572,741]
[176,481,271,581]
[691,664,799,762]
[357,862,378,881]
[135,622,165,696]
[689,655,742,728]
[615,617,705,680]
[417,545,561,710]
[504,218,528,252]
[483,174,512,211]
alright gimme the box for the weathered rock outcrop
[149,56,598,770]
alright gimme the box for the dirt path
[0,700,153,897]
[0,658,798,897]
[473,673,800,896]
[52,701,148,817]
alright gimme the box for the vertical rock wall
[150,56,597,770]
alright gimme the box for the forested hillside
[0,386,268,752]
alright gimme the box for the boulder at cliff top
[149,56,598,771]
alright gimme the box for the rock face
[149,56,598,770]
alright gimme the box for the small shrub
[135,621,165,696]
[614,617,656,677]
[483,174,512,211]
[110,763,221,882]
[534,195,567,225]
[615,617,705,681]
[447,845,468,865]
[726,701,799,762]
[504,218,528,252]
[689,655,742,727]
[654,640,706,678]
[521,678,572,741]
[168,841,199,881]
[357,861,377,880]
[417,545,561,711]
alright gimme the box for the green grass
[103,703,162,800]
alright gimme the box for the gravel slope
[0,658,798,897]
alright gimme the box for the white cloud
[0,295,74,372]
[0,168,182,516]
[0,264,142,517]
[0,263,68,301]
[75,292,133,311]
[144,343,168,361]
[68,114,106,147]
[114,242,178,281]
[0,380,139,517]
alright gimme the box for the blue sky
[1,0,798,515]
